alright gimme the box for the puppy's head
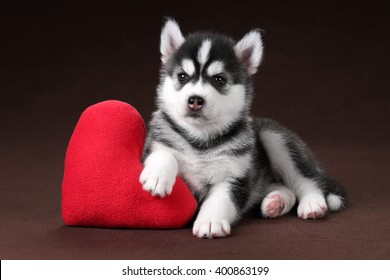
[157,18,263,135]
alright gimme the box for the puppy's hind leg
[256,118,346,220]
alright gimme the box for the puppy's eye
[177,72,189,84]
[213,75,227,87]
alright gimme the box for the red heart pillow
[62,100,197,228]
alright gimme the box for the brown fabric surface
[1,1,389,259]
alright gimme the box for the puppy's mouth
[185,110,208,121]
[188,111,202,118]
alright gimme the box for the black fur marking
[251,125,280,187]
[251,119,276,181]
[162,112,248,151]
[229,176,251,211]
[227,143,253,157]
[194,183,213,207]
[286,140,318,179]
[151,133,176,149]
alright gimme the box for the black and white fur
[140,19,346,239]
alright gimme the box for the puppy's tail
[323,176,347,211]
[326,193,346,211]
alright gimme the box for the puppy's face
[157,19,263,133]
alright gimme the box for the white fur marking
[190,79,204,96]
[206,61,225,77]
[181,59,195,76]
[197,40,212,66]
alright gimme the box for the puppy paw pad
[261,193,285,218]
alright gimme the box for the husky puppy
[140,19,346,238]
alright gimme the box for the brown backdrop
[1,0,389,259]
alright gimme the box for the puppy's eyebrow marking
[197,39,212,66]
[206,61,225,76]
[181,59,195,76]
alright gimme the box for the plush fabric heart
[62,100,197,228]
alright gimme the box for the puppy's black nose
[188,96,204,111]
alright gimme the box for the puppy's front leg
[193,182,238,239]
[140,149,178,198]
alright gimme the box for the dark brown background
[1,0,389,259]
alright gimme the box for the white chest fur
[175,149,251,192]
[150,140,251,193]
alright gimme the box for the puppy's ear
[234,29,264,75]
[160,18,185,64]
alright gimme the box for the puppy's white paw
[192,219,231,239]
[261,193,285,218]
[140,164,176,198]
[298,194,328,219]
[261,187,296,218]
[140,150,178,198]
